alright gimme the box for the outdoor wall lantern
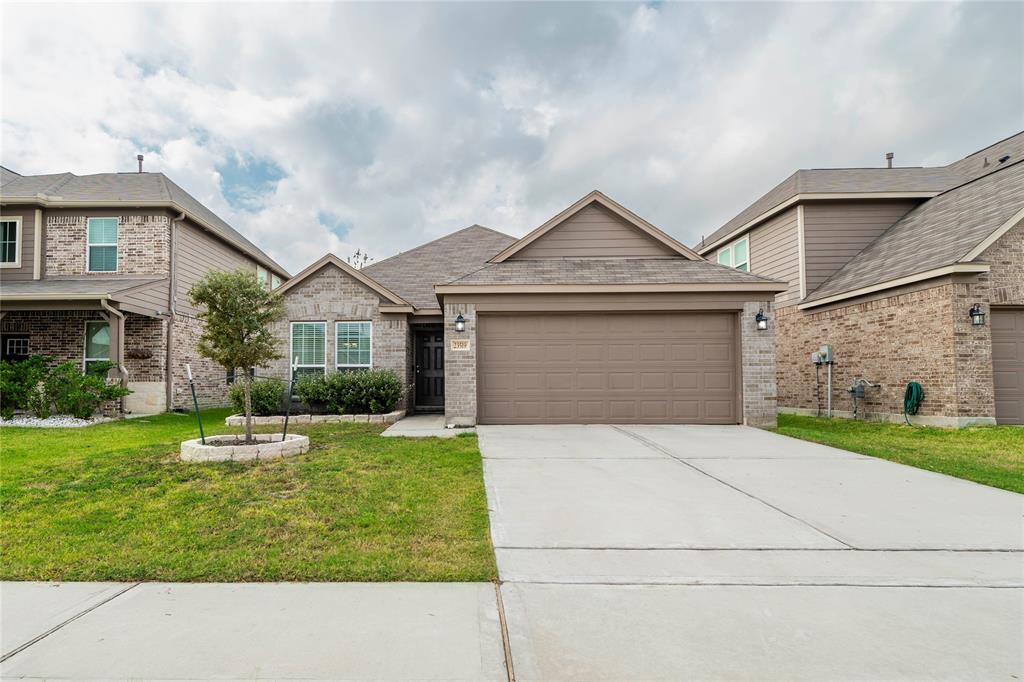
[755,309,769,331]
[454,313,466,333]
[969,303,985,326]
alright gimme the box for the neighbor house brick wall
[443,302,476,427]
[982,223,1024,306]
[268,265,411,408]
[775,282,996,425]
[46,214,170,276]
[741,300,778,427]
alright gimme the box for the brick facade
[774,223,1021,426]
[443,302,477,427]
[269,265,412,408]
[46,214,170,276]
[741,300,778,427]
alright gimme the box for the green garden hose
[903,382,924,426]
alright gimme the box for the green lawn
[0,410,497,582]
[775,413,1024,494]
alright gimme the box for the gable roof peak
[274,252,409,306]
[489,190,700,263]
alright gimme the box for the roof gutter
[0,293,113,301]
[696,191,942,256]
[0,196,289,279]
[797,263,990,310]
[435,282,788,295]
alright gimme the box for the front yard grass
[775,413,1023,494]
[0,410,497,582]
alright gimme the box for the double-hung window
[717,236,749,272]
[84,321,111,374]
[87,218,119,272]
[336,321,371,371]
[0,217,21,267]
[290,322,326,381]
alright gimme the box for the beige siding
[802,200,920,293]
[749,206,801,307]
[174,219,258,316]
[513,203,678,259]
[0,207,37,281]
[117,279,171,316]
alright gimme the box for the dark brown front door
[415,329,444,409]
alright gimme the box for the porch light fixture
[969,303,985,326]
[755,308,769,331]
[454,314,466,333]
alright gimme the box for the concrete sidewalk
[1,582,507,681]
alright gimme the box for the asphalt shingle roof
[0,277,166,298]
[804,158,1024,303]
[363,225,517,308]
[447,257,784,286]
[699,131,1024,251]
[0,171,288,277]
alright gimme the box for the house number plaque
[449,339,471,351]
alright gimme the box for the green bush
[0,356,52,420]
[344,369,404,414]
[229,378,284,416]
[294,373,331,410]
[35,361,132,420]
[292,369,404,414]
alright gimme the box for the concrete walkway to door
[479,424,1024,680]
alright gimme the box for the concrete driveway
[479,424,1024,680]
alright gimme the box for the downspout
[167,211,185,412]
[100,298,129,415]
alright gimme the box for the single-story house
[693,131,1024,426]
[269,191,787,426]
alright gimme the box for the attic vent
[885,152,894,168]
[998,154,1011,164]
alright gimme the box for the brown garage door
[477,312,739,424]
[992,308,1024,425]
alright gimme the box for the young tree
[189,269,285,443]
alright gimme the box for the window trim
[271,274,282,290]
[86,217,119,273]
[83,320,111,374]
[289,321,327,380]
[0,216,23,268]
[257,265,268,288]
[335,320,373,370]
[716,235,749,272]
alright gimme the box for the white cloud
[1,1,1020,274]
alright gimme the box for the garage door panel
[477,312,740,424]
[992,309,1024,425]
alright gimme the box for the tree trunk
[242,370,254,443]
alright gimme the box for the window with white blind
[87,218,119,272]
[290,322,326,381]
[336,321,371,370]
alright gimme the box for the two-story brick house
[0,166,289,414]
[695,132,1024,426]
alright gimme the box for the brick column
[444,302,476,427]
[741,300,778,427]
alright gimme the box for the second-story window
[717,236,749,272]
[271,274,281,290]
[257,266,268,289]
[87,218,118,272]
[0,217,21,267]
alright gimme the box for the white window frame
[83,320,111,374]
[6,337,28,356]
[0,216,22,268]
[257,265,268,289]
[335,321,372,370]
[86,217,119,273]
[271,274,281,290]
[717,235,749,272]
[290,321,326,380]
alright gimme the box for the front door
[415,329,444,409]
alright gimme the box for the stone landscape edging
[180,433,310,462]
[225,410,405,426]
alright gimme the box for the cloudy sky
[2,1,1021,274]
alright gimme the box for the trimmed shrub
[294,373,331,410]
[0,356,52,420]
[35,361,132,419]
[344,369,403,414]
[229,378,284,416]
